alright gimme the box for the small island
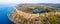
[8,4,60,24]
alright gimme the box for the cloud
[0,0,60,4]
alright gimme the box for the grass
[18,15,43,24]
[17,8,60,24]
[47,14,60,24]
[14,5,60,24]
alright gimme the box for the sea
[0,3,60,24]
[0,3,16,24]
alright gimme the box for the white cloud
[0,0,60,4]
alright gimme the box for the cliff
[8,4,60,24]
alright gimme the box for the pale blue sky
[0,0,60,4]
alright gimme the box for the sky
[0,0,60,4]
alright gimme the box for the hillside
[8,4,60,24]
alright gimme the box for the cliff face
[8,4,60,24]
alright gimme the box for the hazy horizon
[0,0,60,4]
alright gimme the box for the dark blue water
[0,3,16,24]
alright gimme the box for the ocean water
[0,3,16,24]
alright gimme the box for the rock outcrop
[8,4,60,24]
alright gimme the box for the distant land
[8,3,60,24]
